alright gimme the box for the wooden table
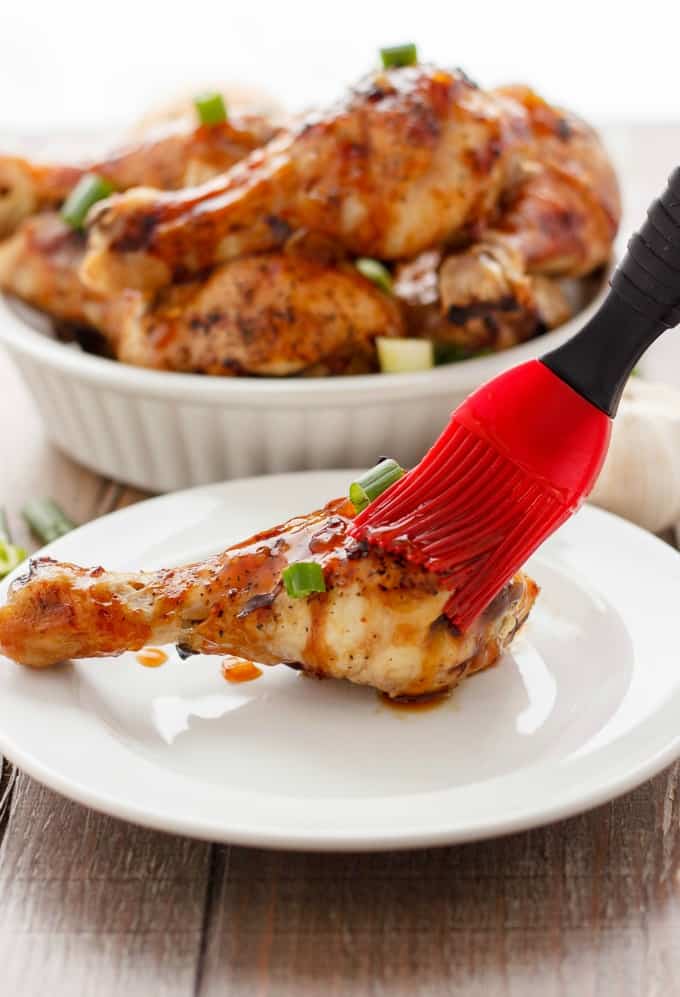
[1,126,680,996]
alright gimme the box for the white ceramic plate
[1,470,679,851]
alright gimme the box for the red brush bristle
[349,360,612,633]
[351,422,572,631]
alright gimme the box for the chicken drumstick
[0,498,537,698]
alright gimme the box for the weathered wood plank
[198,770,680,997]
[0,774,211,996]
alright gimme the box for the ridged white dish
[0,273,609,493]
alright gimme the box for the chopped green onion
[61,173,114,229]
[380,43,418,69]
[434,342,475,365]
[355,258,393,293]
[350,458,405,513]
[194,91,228,126]
[0,542,27,580]
[0,507,26,580]
[282,562,326,599]
[377,337,434,373]
[22,498,76,545]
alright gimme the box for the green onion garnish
[22,498,76,545]
[0,542,26,580]
[282,562,326,599]
[61,173,114,229]
[434,342,475,365]
[380,43,418,69]
[376,337,434,373]
[350,458,405,513]
[194,91,228,126]
[0,507,26,580]
[355,258,393,294]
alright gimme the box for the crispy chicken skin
[81,65,528,294]
[0,111,278,239]
[0,499,538,698]
[0,214,402,376]
[110,253,404,375]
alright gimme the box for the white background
[2,0,679,131]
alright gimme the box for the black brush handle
[541,166,680,417]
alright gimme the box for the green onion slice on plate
[0,507,26,580]
[350,458,405,514]
[282,562,326,599]
[194,91,228,126]
[0,542,26,580]
[22,498,76,545]
[355,258,393,293]
[376,337,434,373]
[61,174,115,229]
[380,43,418,69]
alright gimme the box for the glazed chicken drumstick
[0,498,538,698]
[81,64,528,294]
[0,109,278,239]
[396,86,621,351]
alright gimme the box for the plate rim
[0,470,678,852]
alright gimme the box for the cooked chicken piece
[0,213,403,376]
[81,65,528,294]
[0,110,278,239]
[0,498,538,698]
[396,89,619,351]
[110,253,404,375]
[0,213,111,329]
[437,243,572,350]
[437,87,619,336]
[491,85,620,276]
[394,246,571,353]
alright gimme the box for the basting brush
[351,168,680,632]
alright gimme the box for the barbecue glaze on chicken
[0,499,538,698]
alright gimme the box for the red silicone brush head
[350,360,611,631]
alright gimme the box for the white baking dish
[0,273,610,493]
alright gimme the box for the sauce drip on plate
[136,647,169,668]
[379,689,450,713]
[222,658,263,683]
